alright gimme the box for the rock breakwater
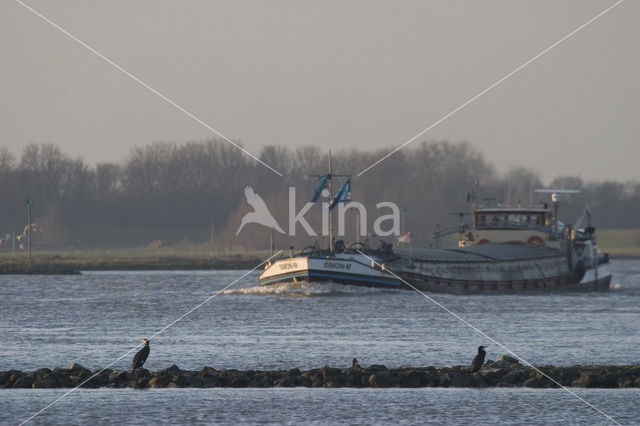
[3,361,640,389]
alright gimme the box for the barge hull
[394,244,611,294]
[398,272,610,294]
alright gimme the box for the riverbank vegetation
[1,141,639,252]
[0,247,269,273]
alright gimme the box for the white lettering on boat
[278,262,299,270]
[324,262,352,270]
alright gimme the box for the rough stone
[1,370,21,387]
[497,355,520,364]
[364,364,388,373]
[369,371,395,388]
[398,370,423,387]
[572,373,598,388]
[492,360,512,369]
[450,373,474,388]
[523,377,550,388]
[249,371,274,387]
[148,375,172,388]
[343,370,363,386]
[32,375,58,389]
[163,365,182,375]
[191,372,221,388]
[501,369,528,385]
[618,377,634,388]
[4,364,640,389]
[132,369,151,389]
[321,366,346,386]
[438,373,453,387]
[109,371,131,387]
[229,372,250,387]
[12,375,34,388]
[168,374,191,388]
[68,363,91,376]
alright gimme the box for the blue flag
[329,178,351,210]
[311,175,329,202]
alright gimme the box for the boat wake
[222,281,390,297]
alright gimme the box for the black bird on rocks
[351,358,361,369]
[132,338,150,373]
[470,346,486,373]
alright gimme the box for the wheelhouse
[474,206,552,230]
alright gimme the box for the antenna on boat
[328,150,333,252]
[482,198,496,208]
[449,211,470,244]
[534,189,581,237]
[270,228,274,256]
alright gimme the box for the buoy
[527,235,544,246]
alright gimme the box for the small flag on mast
[311,175,329,202]
[329,178,351,210]
[397,232,412,244]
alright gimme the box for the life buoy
[527,235,544,246]
[476,238,490,245]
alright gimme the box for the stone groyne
[2,360,640,389]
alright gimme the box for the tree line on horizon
[0,140,638,250]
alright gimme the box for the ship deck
[395,243,566,263]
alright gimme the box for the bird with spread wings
[236,186,285,235]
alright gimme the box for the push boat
[259,191,611,294]
[259,150,402,289]
[259,241,402,288]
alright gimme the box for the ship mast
[328,150,333,253]
[310,151,350,253]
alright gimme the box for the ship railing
[475,222,555,233]
[432,225,465,239]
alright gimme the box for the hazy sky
[1,0,638,182]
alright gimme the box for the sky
[1,0,638,183]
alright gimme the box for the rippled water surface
[1,259,639,424]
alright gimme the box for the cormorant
[351,358,361,369]
[470,346,486,373]
[132,338,150,373]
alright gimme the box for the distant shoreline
[0,253,266,275]
[0,252,637,275]
[607,253,640,260]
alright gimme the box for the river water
[1,259,639,425]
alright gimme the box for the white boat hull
[259,253,402,288]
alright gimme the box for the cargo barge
[259,190,610,294]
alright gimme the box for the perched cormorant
[131,338,150,373]
[351,358,361,369]
[470,346,486,373]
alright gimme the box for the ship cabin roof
[474,206,551,214]
[474,206,553,231]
